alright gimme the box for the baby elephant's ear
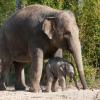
[60,64,66,73]
[60,66,63,72]
[42,17,56,39]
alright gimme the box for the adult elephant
[0,4,87,92]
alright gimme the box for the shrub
[84,65,97,86]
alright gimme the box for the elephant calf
[45,57,79,92]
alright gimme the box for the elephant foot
[51,88,58,92]
[44,89,51,92]
[29,87,41,92]
[0,82,6,90]
[51,86,58,92]
[83,85,88,90]
[15,84,27,90]
[45,88,57,92]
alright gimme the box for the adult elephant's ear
[42,17,56,39]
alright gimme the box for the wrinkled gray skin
[46,57,79,92]
[0,4,87,92]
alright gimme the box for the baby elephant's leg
[46,74,53,92]
[59,76,66,91]
[51,77,58,92]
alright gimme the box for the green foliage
[0,0,16,26]
[77,0,100,68]
[84,65,97,85]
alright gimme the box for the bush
[84,66,97,86]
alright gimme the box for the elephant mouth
[62,39,72,53]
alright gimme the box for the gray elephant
[45,57,79,92]
[0,4,87,92]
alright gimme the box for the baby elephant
[45,57,79,92]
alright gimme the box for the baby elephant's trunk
[69,73,80,90]
[69,73,74,82]
[73,75,80,90]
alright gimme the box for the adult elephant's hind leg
[0,60,10,90]
[0,67,6,90]
[14,62,27,90]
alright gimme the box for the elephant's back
[6,4,58,24]
[4,4,58,40]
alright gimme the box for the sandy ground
[0,88,100,100]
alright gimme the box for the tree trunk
[16,0,22,10]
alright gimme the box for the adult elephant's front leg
[29,48,43,92]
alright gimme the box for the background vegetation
[0,0,100,88]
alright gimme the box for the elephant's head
[42,10,87,89]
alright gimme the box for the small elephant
[45,57,79,92]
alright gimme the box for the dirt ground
[0,87,100,100]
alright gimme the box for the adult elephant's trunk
[70,37,87,89]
